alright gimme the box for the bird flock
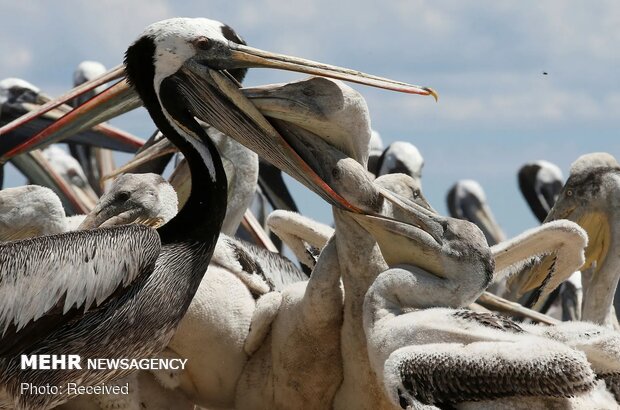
[0,16,619,410]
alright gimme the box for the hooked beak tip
[424,87,439,102]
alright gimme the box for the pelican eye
[566,189,573,197]
[302,87,315,97]
[194,37,212,51]
[116,191,131,202]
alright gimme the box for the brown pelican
[375,141,424,181]
[518,160,563,223]
[447,179,506,246]
[0,19,237,408]
[539,153,620,329]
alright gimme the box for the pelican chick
[518,160,563,223]
[0,185,66,241]
[540,153,620,329]
[80,173,178,230]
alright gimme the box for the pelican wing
[212,235,307,297]
[0,224,160,340]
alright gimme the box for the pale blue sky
[2,1,619,236]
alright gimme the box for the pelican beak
[0,67,143,162]
[473,204,506,245]
[104,137,177,180]
[224,43,438,100]
[350,205,448,279]
[0,65,124,135]
[547,204,609,277]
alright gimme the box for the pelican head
[73,61,107,87]
[546,153,620,275]
[0,78,42,108]
[447,179,505,246]
[537,153,620,325]
[73,61,107,106]
[243,76,372,166]
[40,146,98,207]
[352,179,494,306]
[518,160,564,223]
[376,141,424,181]
[80,173,178,229]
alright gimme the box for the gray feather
[0,225,160,335]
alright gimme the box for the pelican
[0,19,239,408]
[514,160,581,320]
[447,179,506,245]
[233,76,376,408]
[18,17,437,409]
[64,170,303,409]
[539,153,620,329]
[0,185,68,241]
[107,122,259,238]
[518,160,563,223]
[375,141,424,181]
[354,187,620,409]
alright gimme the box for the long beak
[0,79,143,161]
[104,137,177,180]
[473,204,506,245]
[350,209,447,279]
[0,65,125,136]
[225,43,438,100]
[177,62,363,211]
